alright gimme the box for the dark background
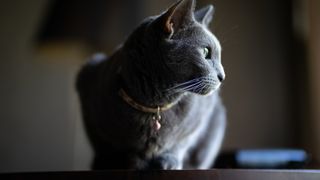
[0,0,319,172]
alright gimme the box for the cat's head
[123,0,225,96]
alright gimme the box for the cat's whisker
[178,81,203,91]
[200,81,210,92]
[166,78,203,91]
[186,81,204,93]
[196,83,207,94]
[180,81,206,92]
[168,86,195,95]
[172,84,199,94]
[166,80,196,91]
[179,77,208,92]
[166,76,219,95]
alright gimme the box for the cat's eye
[203,47,211,59]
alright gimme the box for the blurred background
[0,0,319,172]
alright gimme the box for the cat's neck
[120,76,184,109]
[115,49,184,108]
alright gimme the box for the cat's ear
[195,5,214,27]
[158,0,195,37]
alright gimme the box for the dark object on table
[214,149,309,169]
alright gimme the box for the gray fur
[76,0,226,170]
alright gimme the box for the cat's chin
[191,85,220,96]
[202,82,222,96]
[202,89,215,96]
[200,89,215,96]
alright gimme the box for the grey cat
[76,0,226,170]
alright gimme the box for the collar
[118,88,176,113]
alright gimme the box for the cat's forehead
[202,27,221,52]
[178,24,221,51]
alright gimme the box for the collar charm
[119,89,176,131]
[152,107,162,131]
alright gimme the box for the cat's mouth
[190,77,220,96]
[167,76,221,95]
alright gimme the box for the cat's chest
[102,90,217,155]
[137,95,217,155]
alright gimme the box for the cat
[76,0,226,170]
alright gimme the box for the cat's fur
[76,0,226,170]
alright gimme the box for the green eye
[203,47,210,59]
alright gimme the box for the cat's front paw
[148,154,181,170]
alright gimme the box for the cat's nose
[217,73,225,82]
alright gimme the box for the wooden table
[1,169,320,180]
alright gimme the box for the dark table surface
[1,169,320,180]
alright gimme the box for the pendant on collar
[119,88,177,131]
[152,107,162,131]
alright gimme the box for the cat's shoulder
[76,53,108,91]
[87,53,108,66]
